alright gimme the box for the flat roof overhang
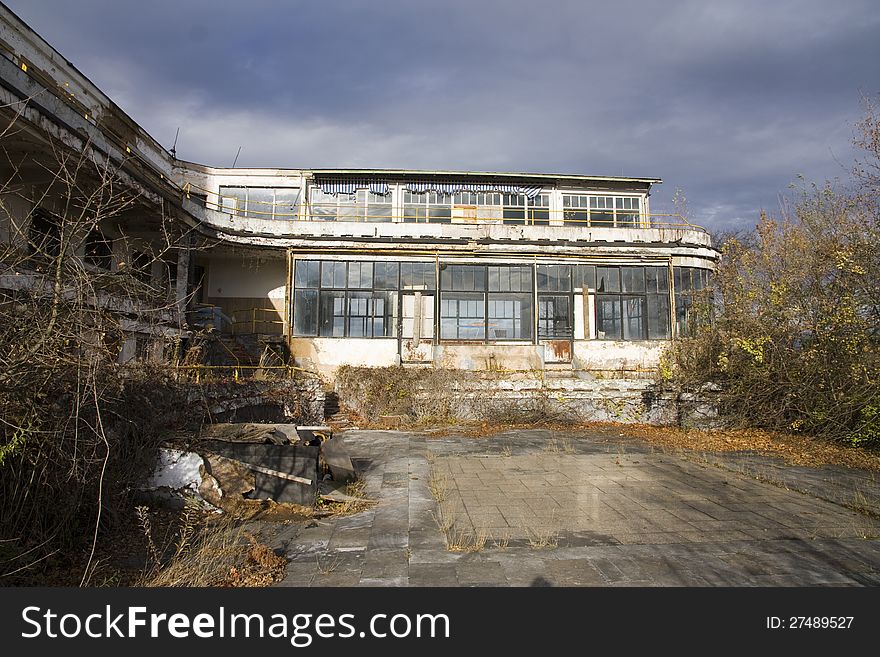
[309,168,662,186]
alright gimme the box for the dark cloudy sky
[6,0,879,231]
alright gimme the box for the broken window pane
[573,264,596,291]
[596,267,620,293]
[274,188,302,219]
[538,294,572,339]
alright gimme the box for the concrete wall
[434,343,543,371]
[572,340,665,372]
[291,337,399,375]
[290,335,667,378]
[205,256,286,300]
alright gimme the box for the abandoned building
[0,5,717,382]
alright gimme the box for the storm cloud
[6,0,879,231]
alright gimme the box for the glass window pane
[347,261,373,289]
[440,292,486,340]
[443,265,486,291]
[621,266,646,293]
[503,207,525,224]
[675,294,693,337]
[647,294,670,340]
[537,264,571,292]
[310,191,337,221]
[273,188,302,219]
[319,291,346,337]
[487,293,532,340]
[321,261,347,288]
[622,295,646,340]
[367,193,392,223]
[617,212,639,227]
[245,188,274,220]
[597,267,620,293]
[488,266,503,291]
[219,186,246,216]
[293,289,318,336]
[674,267,693,293]
[591,211,614,227]
[645,266,668,294]
[374,261,399,289]
[337,194,362,220]
[402,262,435,290]
[294,260,320,288]
[574,265,596,291]
[347,292,371,337]
[596,295,622,340]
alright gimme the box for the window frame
[561,194,643,228]
[218,186,303,220]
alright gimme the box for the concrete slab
[265,428,880,587]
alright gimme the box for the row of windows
[292,261,712,341]
[294,260,435,291]
[216,186,642,227]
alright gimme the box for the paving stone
[272,429,880,587]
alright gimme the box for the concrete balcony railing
[187,203,713,248]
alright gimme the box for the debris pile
[139,423,358,512]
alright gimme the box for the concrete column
[175,234,191,324]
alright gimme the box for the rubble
[142,423,359,512]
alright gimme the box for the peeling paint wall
[572,340,665,372]
[291,337,400,374]
[434,343,543,371]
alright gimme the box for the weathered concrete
[265,429,880,587]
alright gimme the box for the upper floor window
[403,191,452,223]
[219,186,302,220]
[310,188,392,222]
[562,195,642,228]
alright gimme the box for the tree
[0,97,190,583]
[668,103,880,447]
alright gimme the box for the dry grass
[446,528,489,553]
[619,425,880,471]
[315,554,341,576]
[136,503,287,587]
[428,470,449,503]
[524,526,559,550]
[492,534,510,550]
[447,419,880,472]
[316,476,376,517]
